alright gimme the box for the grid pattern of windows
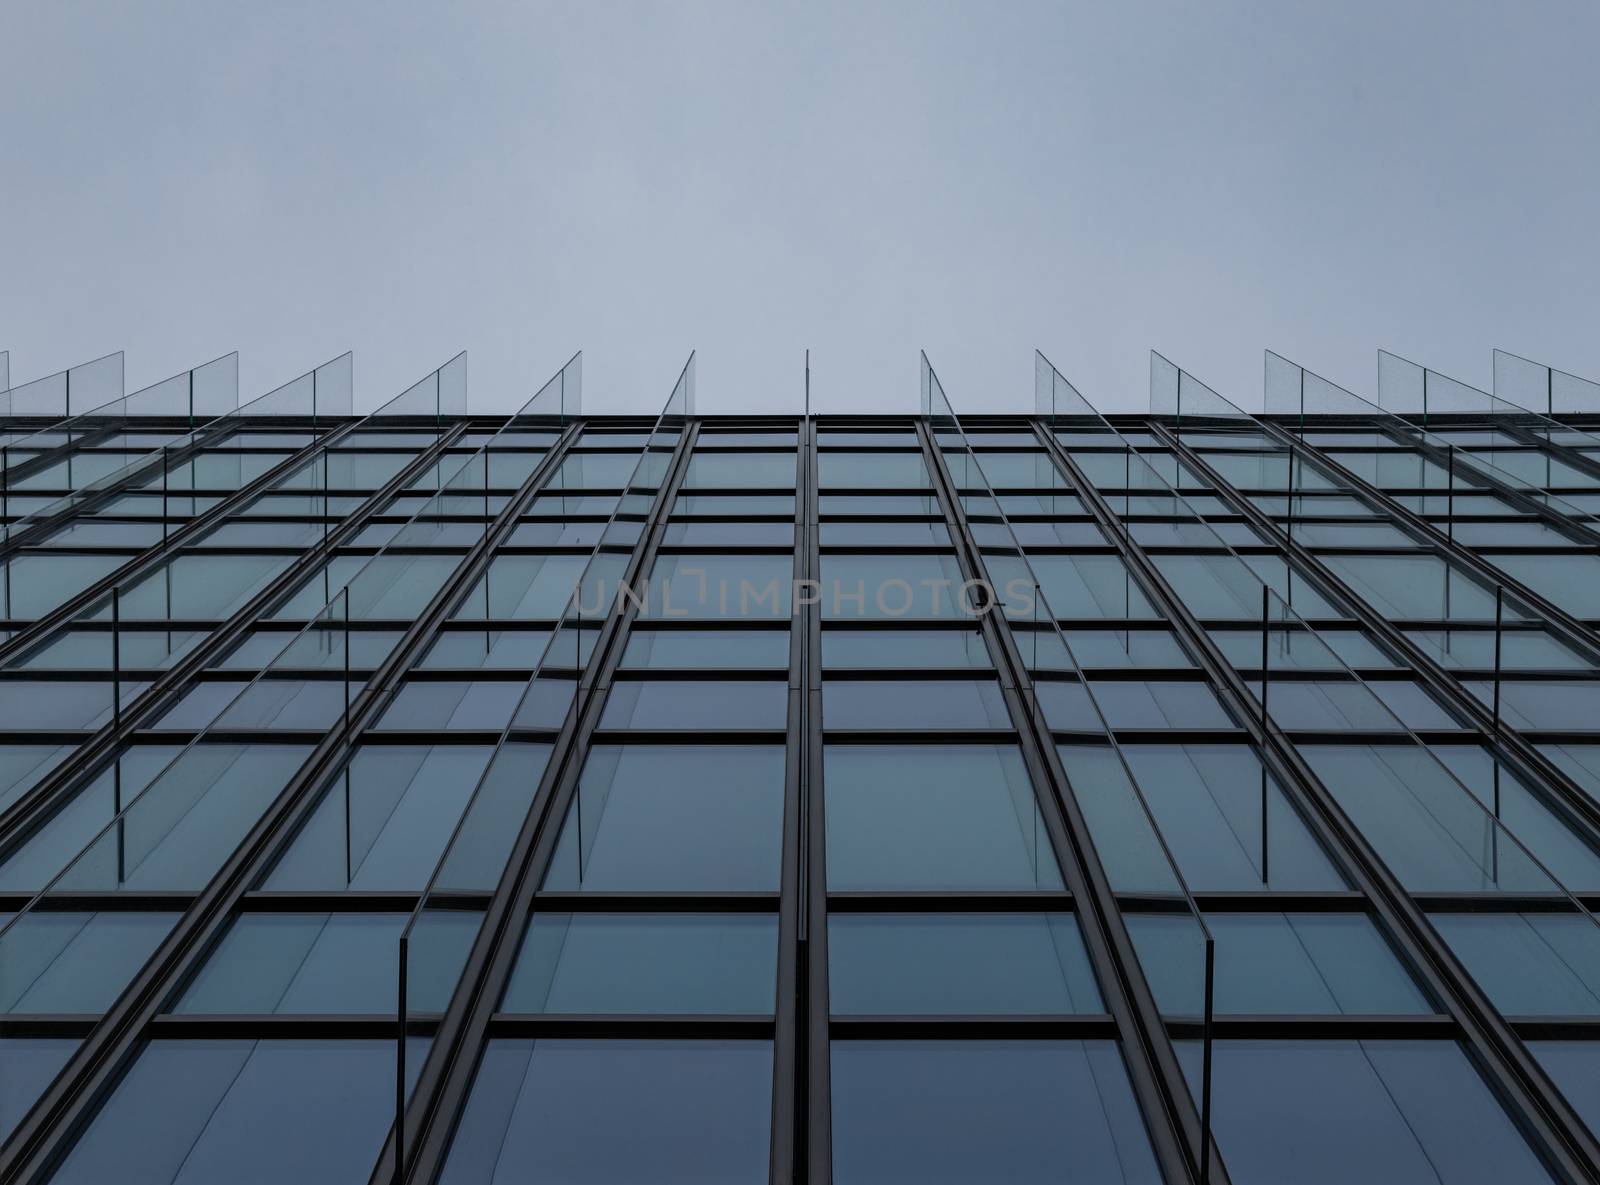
[5,347,1600,1184]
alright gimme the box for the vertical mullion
[767,415,806,1185]
[802,417,831,1183]
[915,420,1219,1185]
[382,422,701,1185]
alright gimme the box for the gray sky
[3,1,1596,416]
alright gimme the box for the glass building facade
[2,344,1600,1183]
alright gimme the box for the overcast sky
[3,1,1596,417]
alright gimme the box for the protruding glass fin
[666,351,695,416]
[376,352,467,418]
[1149,350,1251,423]
[1377,349,1498,415]
[1494,349,1600,415]
[1,352,123,418]
[250,352,353,417]
[112,351,239,420]
[522,351,582,420]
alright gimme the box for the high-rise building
[1,343,1600,1184]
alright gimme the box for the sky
[2,1,1597,417]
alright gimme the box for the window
[819,554,971,619]
[543,746,785,892]
[177,912,478,1014]
[1040,678,1234,730]
[1129,912,1431,1014]
[442,1040,772,1185]
[1180,1040,1555,1184]
[643,555,794,620]
[831,1041,1161,1185]
[623,629,790,669]
[265,745,511,891]
[601,680,788,730]
[683,452,795,489]
[1062,744,1345,893]
[53,1039,426,1185]
[504,914,777,1014]
[821,629,991,669]
[818,453,930,489]
[1431,913,1600,1015]
[829,914,1100,1015]
[0,912,175,1013]
[0,1038,75,1141]
[823,680,1011,730]
[825,745,1060,890]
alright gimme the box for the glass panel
[543,746,785,892]
[824,745,1061,890]
[820,629,992,669]
[823,680,1012,730]
[1129,912,1431,1014]
[441,1039,772,1185]
[1432,913,1600,1015]
[829,914,1101,1015]
[177,912,477,1014]
[0,1038,75,1141]
[52,1038,424,1185]
[599,680,788,730]
[831,1041,1161,1185]
[264,746,509,891]
[503,914,777,1014]
[1180,1039,1555,1185]
[1062,743,1345,892]
[0,912,174,1013]
[622,630,790,669]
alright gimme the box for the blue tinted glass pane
[0,746,72,813]
[1530,1042,1600,1139]
[377,681,523,730]
[819,555,971,620]
[831,1041,1160,1185]
[684,452,795,489]
[818,453,930,489]
[829,914,1100,1015]
[823,681,1012,730]
[1062,630,1191,669]
[821,630,991,669]
[1024,554,1161,620]
[821,521,951,547]
[1432,913,1600,1015]
[643,555,794,621]
[1300,745,1597,892]
[543,746,785,892]
[0,912,174,1013]
[504,914,777,1014]
[661,521,795,545]
[265,746,508,890]
[54,1038,426,1185]
[421,629,551,669]
[455,555,590,620]
[600,681,788,730]
[622,630,790,669]
[825,745,1061,890]
[1062,744,1345,892]
[177,912,477,1014]
[1179,1040,1555,1185]
[0,1037,74,1140]
[1040,680,1233,729]
[1129,913,1430,1014]
[441,1039,772,1185]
